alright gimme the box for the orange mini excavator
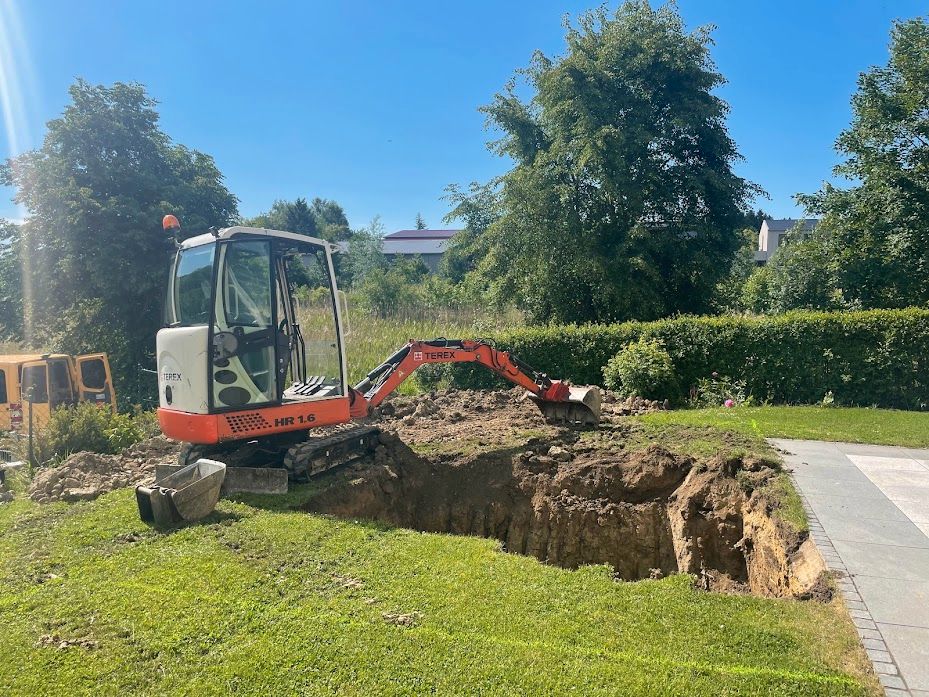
[156,216,600,480]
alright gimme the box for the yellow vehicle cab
[0,353,115,431]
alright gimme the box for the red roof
[384,229,460,240]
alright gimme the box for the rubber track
[283,425,381,480]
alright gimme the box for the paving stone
[848,455,926,472]
[813,509,929,548]
[855,576,929,628]
[832,539,929,581]
[879,623,929,690]
[879,674,906,690]
[807,494,910,522]
[872,660,898,676]
[867,648,894,664]
[854,616,878,630]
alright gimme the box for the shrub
[690,373,748,407]
[443,308,929,410]
[603,338,677,399]
[34,403,148,465]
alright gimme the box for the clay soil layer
[308,389,828,599]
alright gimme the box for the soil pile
[373,388,667,444]
[29,436,179,504]
[373,387,555,446]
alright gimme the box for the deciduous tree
[1,80,238,404]
[472,2,757,323]
[797,17,929,309]
[0,219,23,338]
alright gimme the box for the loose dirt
[309,389,827,599]
[29,436,178,504]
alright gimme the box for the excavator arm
[350,339,601,425]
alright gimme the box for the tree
[243,197,351,242]
[741,226,844,313]
[283,197,319,237]
[311,197,351,241]
[797,17,929,309]
[471,2,757,323]
[1,80,238,404]
[711,226,760,313]
[241,199,288,229]
[414,213,427,230]
[0,219,23,338]
[441,182,500,282]
[340,216,388,288]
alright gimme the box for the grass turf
[0,486,878,696]
[637,405,929,448]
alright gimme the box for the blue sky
[1,1,925,232]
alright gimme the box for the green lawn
[0,488,877,696]
[637,406,929,448]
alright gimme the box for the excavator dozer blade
[531,386,602,427]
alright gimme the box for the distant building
[381,229,460,272]
[755,218,818,264]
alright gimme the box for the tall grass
[297,296,522,393]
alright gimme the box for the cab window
[222,241,272,326]
[48,359,75,407]
[172,245,216,325]
[80,358,107,390]
[22,365,48,403]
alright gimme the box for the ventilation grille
[224,411,273,434]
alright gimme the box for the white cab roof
[180,226,332,250]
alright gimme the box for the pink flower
[724,399,734,408]
[711,372,719,378]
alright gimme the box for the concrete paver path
[772,439,929,697]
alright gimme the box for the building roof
[764,218,819,233]
[382,238,449,255]
[384,229,460,240]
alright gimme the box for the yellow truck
[0,353,115,431]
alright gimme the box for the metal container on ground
[136,459,226,525]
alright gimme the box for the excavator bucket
[531,386,602,427]
[135,459,226,526]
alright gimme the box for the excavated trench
[306,427,830,599]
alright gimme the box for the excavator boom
[351,339,601,426]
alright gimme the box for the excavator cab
[157,225,352,445]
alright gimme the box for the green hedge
[445,308,929,409]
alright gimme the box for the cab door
[76,353,115,408]
[20,360,50,428]
[0,366,12,431]
[46,357,77,409]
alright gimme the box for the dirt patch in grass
[308,390,826,600]
[28,436,178,504]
